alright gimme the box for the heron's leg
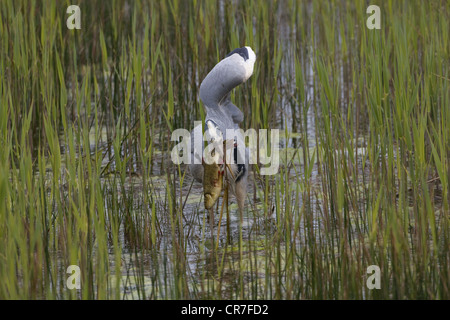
[235,175,248,217]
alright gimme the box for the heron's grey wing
[220,92,244,124]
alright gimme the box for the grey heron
[189,46,256,215]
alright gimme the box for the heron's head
[225,46,256,81]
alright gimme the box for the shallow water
[13,0,446,300]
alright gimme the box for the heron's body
[189,46,256,212]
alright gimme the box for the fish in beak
[203,160,224,210]
[202,120,225,210]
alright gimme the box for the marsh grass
[0,0,448,299]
